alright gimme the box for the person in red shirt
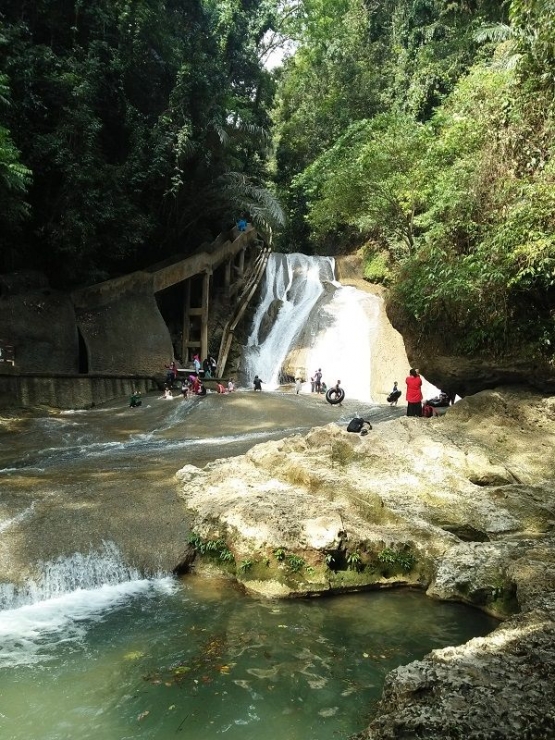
[405,368,423,417]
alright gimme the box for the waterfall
[242,253,335,387]
[0,542,176,668]
[242,253,380,401]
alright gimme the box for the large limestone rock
[358,593,555,740]
[177,387,555,739]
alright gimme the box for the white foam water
[304,284,379,402]
[0,542,177,667]
[0,504,36,534]
[243,253,335,388]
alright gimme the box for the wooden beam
[201,270,210,360]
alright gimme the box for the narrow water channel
[0,391,496,739]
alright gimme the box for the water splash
[0,542,177,667]
[0,504,36,534]
[0,541,143,611]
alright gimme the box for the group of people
[309,369,328,395]
[130,353,236,407]
[191,354,217,379]
[138,360,454,418]
[387,370,453,417]
[251,371,339,400]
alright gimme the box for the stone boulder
[176,387,555,739]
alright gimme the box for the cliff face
[385,294,555,397]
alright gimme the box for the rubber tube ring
[325,388,345,405]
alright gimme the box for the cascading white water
[0,541,143,611]
[304,284,379,402]
[243,253,335,388]
[242,253,380,401]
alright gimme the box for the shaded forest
[1,0,555,364]
[0,0,283,285]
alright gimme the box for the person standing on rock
[253,375,264,391]
[295,377,303,394]
[405,368,423,417]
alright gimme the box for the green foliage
[239,559,254,573]
[0,0,281,284]
[273,547,286,561]
[272,0,508,252]
[378,547,416,573]
[346,550,362,572]
[293,114,432,253]
[387,53,555,359]
[285,553,305,572]
[0,73,31,257]
[188,533,235,563]
[363,250,393,285]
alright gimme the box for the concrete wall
[0,374,156,410]
[76,292,173,375]
[0,290,79,374]
[0,227,261,408]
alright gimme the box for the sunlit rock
[177,386,555,738]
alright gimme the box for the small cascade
[0,542,176,668]
[242,253,335,387]
[0,541,143,611]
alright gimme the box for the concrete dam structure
[0,225,267,409]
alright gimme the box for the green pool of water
[0,576,497,740]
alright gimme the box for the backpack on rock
[347,417,372,434]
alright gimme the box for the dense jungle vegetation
[1,0,554,361]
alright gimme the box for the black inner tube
[325,387,345,405]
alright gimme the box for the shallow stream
[0,391,496,739]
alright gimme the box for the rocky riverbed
[177,387,555,739]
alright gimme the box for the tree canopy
[271,0,555,363]
[0,0,283,285]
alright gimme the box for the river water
[0,391,496,740]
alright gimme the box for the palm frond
[473,23,513,44]
[218,172,285,228]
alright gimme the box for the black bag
[347,417,365,433]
